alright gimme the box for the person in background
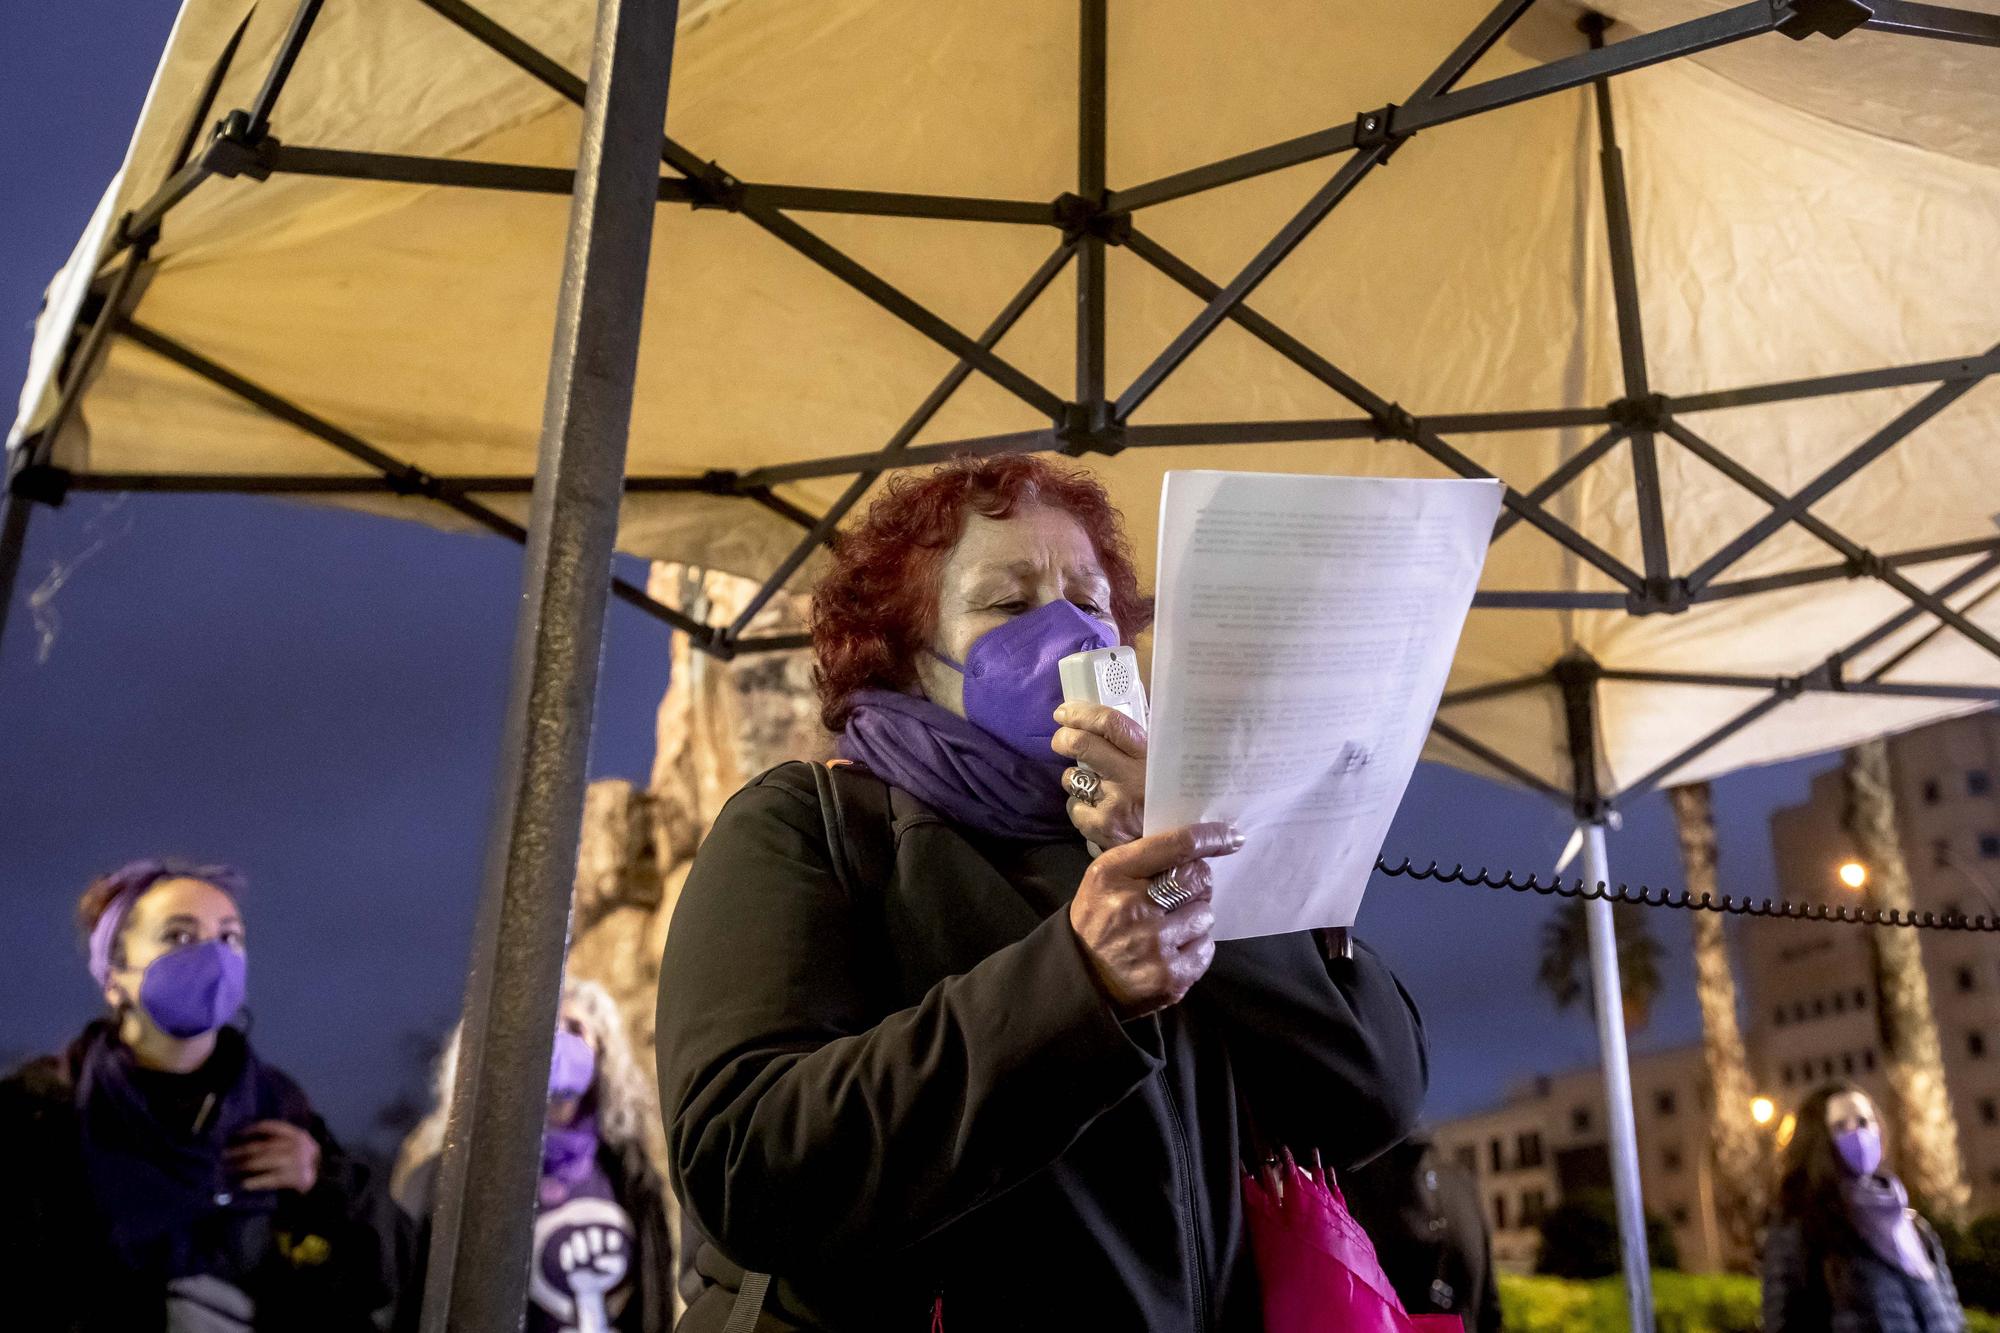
[395,977,672,1333]
[0,859,416,1332]
[1763,1081,1964,1332]
[658,455,1429,1330]
[1342,1131,1502,1333]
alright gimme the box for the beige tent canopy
[7,0,1998,1326]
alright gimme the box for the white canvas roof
[12,0,1999,805]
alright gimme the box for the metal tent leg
[1582,822,1657,1333]
[417,0,680,1328]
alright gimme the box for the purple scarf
[1843,1172,1935,1278]
[540,1115,600,1206]
[838,689,1075,841]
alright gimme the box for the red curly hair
[812,455,1151,732]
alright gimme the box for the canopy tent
[7,0,1999,1327]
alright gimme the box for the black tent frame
[4,0,1998,1326]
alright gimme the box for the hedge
[1499,1271,2000,1332]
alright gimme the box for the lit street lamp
[1838,861,1868,891]
[1751,1096,1775,1126]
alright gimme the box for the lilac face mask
[1836,1124,1884,1176]
[549,1029,596,1100]
[134,940,248,1039]
[933,599,1116,764]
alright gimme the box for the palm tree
[1537,896,1664,1034]
[1667,781,1766,1271]
[1843,738,1971,1225]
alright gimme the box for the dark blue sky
[0,2,1834,1147]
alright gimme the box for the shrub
[1502,1272,1755,1333]
[1502,1271,2000,1331]
[1534,1190,1681,1278]
[1944,1211,2000,1313]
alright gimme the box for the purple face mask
[549,1029,596,1100]
[934,599,1116,764]
[135,940,248,1039]
[1836,1124,1884,1176]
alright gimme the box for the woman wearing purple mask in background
[394,978,672,1333]
[1764,1081,1965,1331]
[659,456,1427,1331]
[0,860,417,1332]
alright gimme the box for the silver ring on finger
[1146,864,1197,912]
[1064,766,1104,807]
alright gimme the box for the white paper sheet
[1142,471,1504,939]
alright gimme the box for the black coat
[0,1025,417,1333]
[1340,1134,1501,1333]
[400,1135,675,1333]
[1763,1217,1965,1333]
[658,762,1429,1332]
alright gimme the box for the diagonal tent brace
[115,321,724,645]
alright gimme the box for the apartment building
[1750,709,2000,1211]
[1433,710,2000,1273]
[1432,1042,1724,1273]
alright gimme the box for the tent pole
[1557,653,1653,1333]
[1077,0,1107,418]
[0,477,34,657]
[418,0,680,1327]
[1582,822,1656,1333]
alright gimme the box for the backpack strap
[725,760,899,1332]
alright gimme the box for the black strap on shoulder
[726,762,898,1332]
[811,760,898,899]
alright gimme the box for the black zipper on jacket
[1159,1082,1211,1329]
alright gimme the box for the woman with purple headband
[0,860,417,1333]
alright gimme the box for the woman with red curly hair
[660,455,1427,1331]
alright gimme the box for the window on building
[1813,998,1827,1018]
[1455,1145,1478,1174]
[1991,1166,2000,1187]
[1781,1064,1794,1086]
[1981,1099,1998,1126]
[1842,1053,1856,1075]
[1924,778,1943,805]
[1522,1190,1547,1227]
[1855,988,1868,1010]
[1774,1005,1787,1027]
[1662,1145,1683,1174]
[1972,770,1993,797]
[1960,966,1978,994]
[1516,1131,1545,1169]
[1493,1194,1509,1230]
[1935,838,1954,869]
[1980,834,2000,860]
[1571,1105,1592,1134]
[1833,992,1847,1014]
[1656,1090,1677,1117]
[1822,1059,1836,1079]
[1970,1031,1988,1059]
[1864,1049,1878,1071]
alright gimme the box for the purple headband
[86,858,249,988]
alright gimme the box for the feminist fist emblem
[529,1197,635,1333]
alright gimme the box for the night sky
[1,3,1835,1152]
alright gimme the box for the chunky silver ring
[1064,767,1104,807]
[1146,865,1196,912]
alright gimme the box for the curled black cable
[1372,858,2000,932]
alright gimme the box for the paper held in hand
[1142,471,1504,940]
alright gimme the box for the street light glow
[1839,861,1868,890]
[1751,1096,1775,1126]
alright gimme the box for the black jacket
[1340,1133,1500,1333]
[1763,1217,1964,1333]
[400,1136,675,1333]
[658,762,1429,1331]
[0,1024,416,1333]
